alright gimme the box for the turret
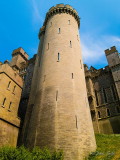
[105,46,120,99]
[21,4,96,160]
[10,48,28,70]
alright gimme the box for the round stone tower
[21,4,96,160]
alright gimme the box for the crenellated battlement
[38,26,45,39]
[105,46,118,56]
[39,4,80,38]
[12,48,29,61]
[44,4,80,28]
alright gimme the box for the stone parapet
[12,48,29,61]
[105,46,118,56]
[44,4,80,27]
[39,4,80,38]
[0,64,23,88]
[38,26,45,39]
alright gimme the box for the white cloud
[81,33,120,68]
[31,0,44,26]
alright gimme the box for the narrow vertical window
[77,35,79,41]
[58,53,60,62]
[8,102,12,110]
[2,98,6,107]
[111,85,117,100]
[70,41,72,48]
[80,60,82,69]
[75,115,78,129]
[103,88,107,103]
[95,90,99,106]
[98,111,101,118]
[13,85,16,93]
[107,109,110,117]
[68,20,70,25]
[50,22,52,26]
[48,43,49,50]
[72,73,74,79]
[58,28,60,34]
[7,81,11,89]
[56,90,58,101]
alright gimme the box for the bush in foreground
[0,146,63,160]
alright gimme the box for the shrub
[0,146,63,160]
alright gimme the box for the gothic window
[70,41,72,48]
[68,20,70,25]
[7,81,11,89]
[2,98,6,107]
[107,108,110,117]
[58,53,60,62]
[98,111,101,118]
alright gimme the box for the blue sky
[0,0,120,68]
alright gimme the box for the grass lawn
[88,134,120,160]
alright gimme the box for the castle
[0,3,120,160]
[85,46,120,134]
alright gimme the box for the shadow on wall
[101,116,120,134]
[109,117,120,134]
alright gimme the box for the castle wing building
[85,46,120,134]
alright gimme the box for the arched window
[7,81,11,89]
[58,53,60,62]
[98,111,101,118]
[107,108,110,117]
